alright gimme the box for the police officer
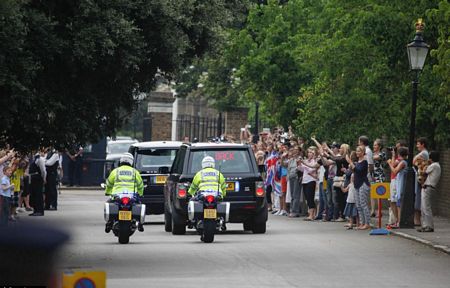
[29,148,47,216]
[104,152,144,232]
[188,156,227,198]
[45,146,59,210]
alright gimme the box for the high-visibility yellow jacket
[188,167,227,197]
[105,165,144,196]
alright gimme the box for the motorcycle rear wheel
[118,221,131,244]
[202,220,215,243]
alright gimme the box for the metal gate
[176,114,221,142]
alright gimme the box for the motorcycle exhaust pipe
[104,203,110,222]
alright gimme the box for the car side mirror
[158,167,170,174]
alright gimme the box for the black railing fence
[175,114,221,142]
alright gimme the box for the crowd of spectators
[244,127,441,232]
[1,127,442,233]
[0,145,68,225]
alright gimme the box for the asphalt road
[23,189,450,288]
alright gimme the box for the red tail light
[178,188,186,198]
[177,183,187,198]
[205,195,215,203]
[255,182,265,197]
[121,197,131,205]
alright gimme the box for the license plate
[204,209,217,219]
[155,175,167,184]
[118,211,132,221]
[226,182,235,191]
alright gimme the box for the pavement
[13,189,450,287]
[384,216,450,255]
[59,186,450,254]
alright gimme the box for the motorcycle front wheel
[202,220,215,243]
[118,221,131,244]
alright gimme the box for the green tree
[0,0,239,151]
[200,0,449,148]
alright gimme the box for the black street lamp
[253,101,259,143]
[400,19,429,228]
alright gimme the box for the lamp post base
[399,167,416,228]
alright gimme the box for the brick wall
[150,112,172,141]
[432,149,450,217]
[147,91,175,141]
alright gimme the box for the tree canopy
[0,0,243,150]
[186,0,449,148]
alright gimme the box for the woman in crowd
[371,139,386,217]
[298,147,319,221]
[388,147,408,228]
[347,146,371,230]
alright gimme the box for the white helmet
[201,156,215,169]
[119,152,134,166]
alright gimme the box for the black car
[163,142,268,234]
[129,141,183,215]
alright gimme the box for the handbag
[333,176,344,188]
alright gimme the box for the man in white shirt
[417,151,441,232]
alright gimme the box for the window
[171,147,186,174]
[135,149,178,171]
[107,142,136,154]
[188,149,252,174]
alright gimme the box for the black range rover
[163,142,268,234]
[129,141,182,215]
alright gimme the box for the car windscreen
[188,149,252,174]
[135,149,178,170]
[108,142,135,154]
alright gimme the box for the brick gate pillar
[147,92,175,141]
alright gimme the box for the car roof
[188,142,250,149]
[107,136,136,140]
[132,141,184,149]
[108,139,139,144]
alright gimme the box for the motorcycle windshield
[197,190,220,197]
[115,190,138,199]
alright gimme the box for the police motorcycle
[103,189,146,244]
[188,189,230,243]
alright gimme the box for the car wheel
[171,205,186,235]
[164,204,172,232]
[252,205,268,234]
[243,220,253,231]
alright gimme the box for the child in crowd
[1,167,15,226]
[10,159,24,221]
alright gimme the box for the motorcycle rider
[104,152,144,232]
[188,156,227,199]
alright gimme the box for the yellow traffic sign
[62,270,106,288]
[370,182,390,199]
